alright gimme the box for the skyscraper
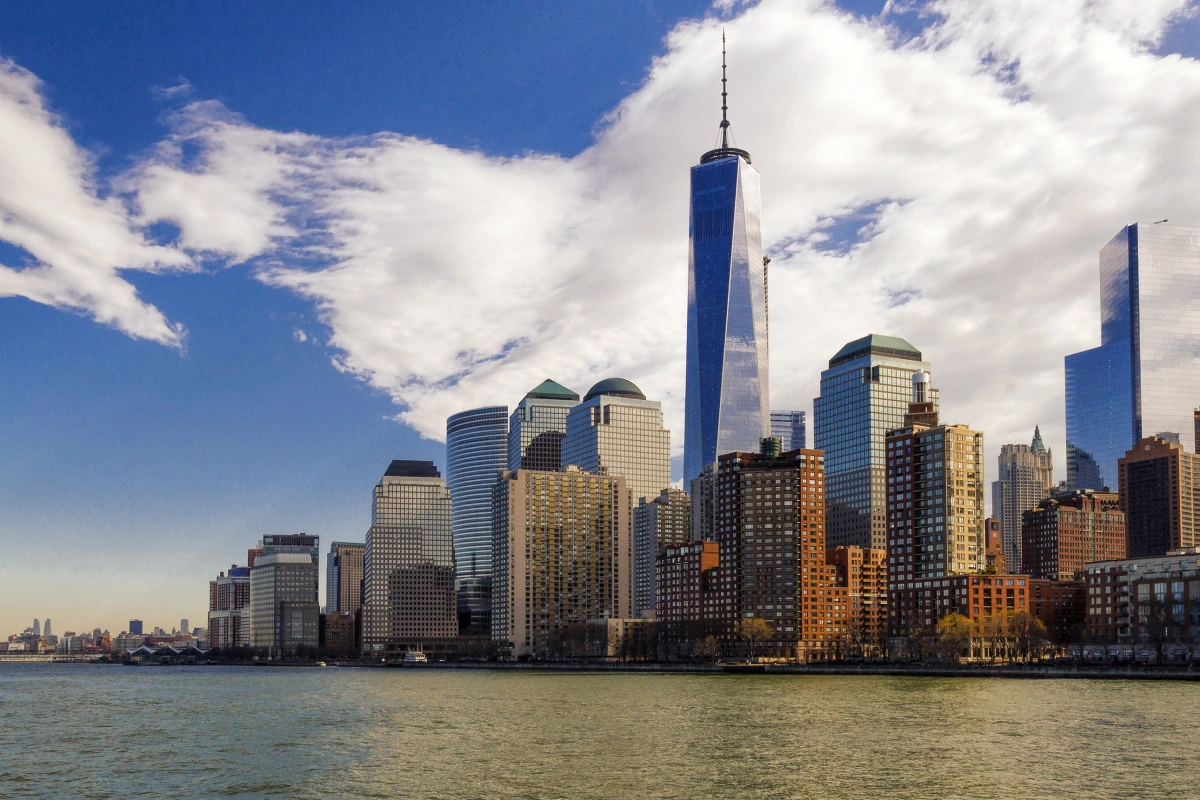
[508,380,579,472]
[560,378,671,505]
[1118,436,1200,557]
[991,427,1054,572]
[1066,223,1200,490]
[249,534,320,656]
[633,488,690,618]
[814,334,934,551]
[42,620,51,638]
[446,405,509,631]
[770,410,806,451]
[361,461,457,657]
[326,541,365,614]
[208,566,251,648]
[683,40,769,484]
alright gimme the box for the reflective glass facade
[1067,224,1200,489]
[770,410,806,451]
[561,393,670,506]
[684,154,768,484]
[508,382,579,472]
[813,335,933,551]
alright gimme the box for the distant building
[1021,492,1125,581]
[770,410,806,451]
[320,612,358,657]
[249,534,320,656]
[43,620,51,638]
[633,489,690,618]
[689,463,717,543]
[491,467,632,659]
[1119,436,1200,557]
[208,566,251,649]
[508,380,579,472]
[446,405,509,632]
[561,378,671,506]
[361,461,457,658]
[815,334,935,551]
[179,619,188,635]
[827,546,887,653]
[1066,223,1200,490]
[326,541,365,614]
[128,620,143,636]
[991,428,1054,572]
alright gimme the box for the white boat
[403,651,428,664]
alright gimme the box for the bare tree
[737,618,774,662]
[1009,610,1048,663]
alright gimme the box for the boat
[403,651,428,664]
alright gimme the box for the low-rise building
[1083,547,1200,649]
[1029,579,1086,646]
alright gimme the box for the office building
[1021,492,1125,581]
[326,542,365,615]
[508,379,579,472]
[43,620,51,638]
[562,378,671,505]
[446,405,509,631]
[827,546,887,653]
[129,620,143,636]
[1083,547,1200,646]
[992,428,1055,572]
[208,566,251,649]
[362,461,458,657]
[1118,436,1200,557]
[689,463,718,542]
[682,48,769,486]
[633,488,691,618]
[249,534,320,656]
[1066,223,1200,490]
[713,442,847,661]
[770,411,806,451]
[814,334,935,551]
[491,467,632,659]
[886,371,985,593]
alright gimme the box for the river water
[1,663,1197,798]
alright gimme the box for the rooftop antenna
[720,29,730,149]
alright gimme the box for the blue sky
[2,0,1199,637]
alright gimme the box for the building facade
[984,517,1007,573]
[714,443,847,661]
[770,410,806,452]
[1083,547,1200,647]
[1020,492,1125,581]
[1118,436,1200,558]
[1066,223,1200,491]
[208,566,251,649]
[561,378,671,505]
[446,405,509,631]
[814,334,934,551]
[508,380,579,472]
[325,541,365,615]
[248,534,320,656]
[689,463,718,543]
[491,467,633,659]
[682,76,769,485]
[991,428,1054,572]
[656,541,720,627]
[826,546,887,654]
[361,461,457,657]
[1029,579,1087,646]
[890,574,1031,639]
[633,488,691,618]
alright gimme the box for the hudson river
[2,664,1198,798]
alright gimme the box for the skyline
[4,1,1200,636]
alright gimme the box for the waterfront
[2,664,1198,798]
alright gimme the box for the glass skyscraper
[446,405,508,631]
[508,379,580,472]
[813,335,934,551]
[682,53,768,485]
[1066,223,1200,490]
[770,410,806,451]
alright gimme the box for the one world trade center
[683,36,770,485]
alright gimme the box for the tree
[936,613,972,663]
[692,636,719,663]
[737,618,774,662]
[1009,610,1048,663]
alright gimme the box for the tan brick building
[1119,436,1200,557]
[1021,491,1125,581]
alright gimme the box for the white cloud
[0,60,191,345]
[5,0,1200,483]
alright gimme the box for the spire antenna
[720,29,729,149]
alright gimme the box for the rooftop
[584,377,646,402]
[829,334,922,367]
[383,460,441,479]
[525,379,580,401]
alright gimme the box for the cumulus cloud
[5,0,1200,481]
[0,60,191,345]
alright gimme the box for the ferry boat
[403,651,427,664]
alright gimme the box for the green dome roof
[829,334,922,367]
[584,378,646,402]
[525,379,580,401]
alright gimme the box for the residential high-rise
[561,378,671,505]
[887,372,986,635]
[491,466,632,659]
[984,518,1007,573]
[689,463,718,542]
[1021,491,1125,581]
[827,546,887,655]
[633,489,691,618]
[1118,436,1200,557]
[208,566,251,649]
[657,541,720,628]
[713,442,847,661]
[683,42,769,485]
[43,620,51,638]
[32,619,39,637]
[770,411,806,451]
[1066,223,1200,490]
[326,542,365,614]
[361,461,457,657]
[249,534,320,656]
[508,380,579,472]
[814,334,935,551]
[991,427,1054,572]
[446,405,509,631]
